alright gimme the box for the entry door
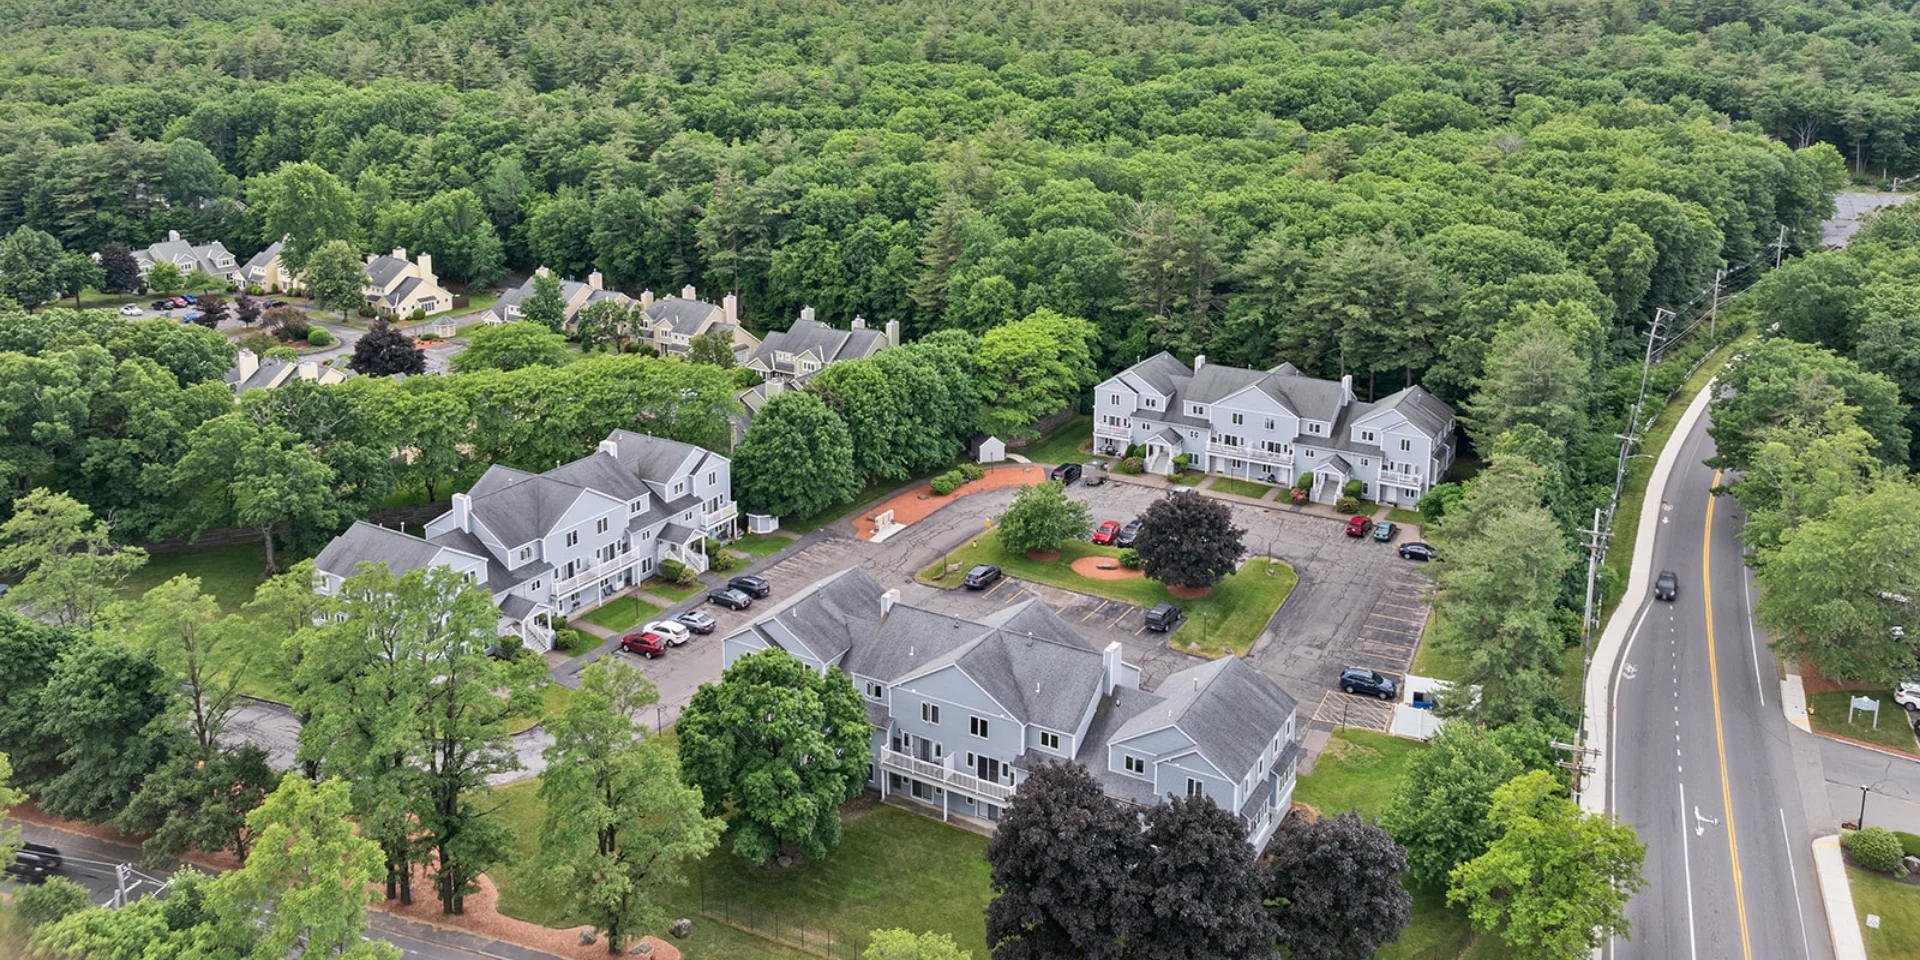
[916,736,934,762]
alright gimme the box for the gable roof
[646,296,722,335]
[1366,385,1453,437]
[1111,657,1296,778]
[546,451,651,501]
[364,254,412,289]
[465,472,597,547]
[241,240,283,276]
[315,521,473,580]
[601,429,713,486]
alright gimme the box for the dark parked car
[1340,667,1398,701]
[674,610,718,634]
[150,299,174,311]
[266,299,289,308]
[1145,602,1183,632]
[1345,516,1374,537]
[963,564,1004,589]
[728,574,771,598]
[620,631,667,659]
[178,294,197,304]
[1654,570,1679,602]
[7,843,62,884]
[1373,521,1398,542]
[1399,542,1438,562]
[1050,462,1082,485]
[708,587,753,610]
[1116,519,1142,548]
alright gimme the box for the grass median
[1809,690,1919,754]
[575,595,663,634]
[1852,864,1920,959]
[1210,477,1274,499]
[918,537,1295,657]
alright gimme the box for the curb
[1583,378,1716,816]
[1808,727,1920,763]
[1811,834,1868,960]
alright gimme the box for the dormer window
[673,482,685,496]
[1361,430,1376,442]
[1124,755,1146,775]
[1188,403,1206,417]
[864,681,883,700]
[630,500,644,514]
[1144,398,1158,410]
[517,547,532,562]
[1307,423,1323,435]
[1039,731,1060,750]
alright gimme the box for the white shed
[973,434,1006,464]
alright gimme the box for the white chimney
[534,266,550,278]
[168,230,181,242]
[1101,641,1125,695]
[640,289,655,311]
[885,319,900,348]
[850,315,865,330]
[1339,373,1354,406]
[392,247,407,261]
[587,270,603,291]
[1194,354,1206,372]
[723,293,739,324]
[295,361,318,381]
[451,492,472,532]
[417,252,433,281]
[800,306,816,323]
[236,349,258,381]
[680,284,697,300]
[597,438,619,459]
[880,588,900,619]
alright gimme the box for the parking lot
[1307,562,1433,732]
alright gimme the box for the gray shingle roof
[241,240,283,277]
[1123,352,1192,397]
[659,522,699,544]
[546,452,650,502]
[467,474,594,547]
[1319,453,1352,475]
[499,595,539,621]
[388,276,424,306]
[226,357,291,393]
[467,465,538,500]
[365,255,411,289]
[316,521,466,579]
[646,297,722,335]
[1368,385,1453,437]
[601,429,708,486]
[1112,657,1297,779]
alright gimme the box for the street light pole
[1861,784,1871,830]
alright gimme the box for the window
[565,530,579,548]
[1362,482,1371,497]
[1360,458,1369,467]
[922,703,940,725]
[1188,430,1199,439]
[596,517,609,535]
[1400,438,1413,452]
[1039,731,1060,750]
[1302,448,1314,458]
[530,579,542,591]
[1264,418,1275,431]
[970,716,990,739]
[1109,392,1120,405]
[673,482,685,496]
[1230,412,1244,426]
[629,500,644,514]
[864,681,884,700]
[707,471,717,485]
[1144,397,1159,409]
[1188,403,1205,417]
[1307,422,1323,434]
[1361,430,1375,442]
[1124,755,1146,775]
[517,547,532,562]
[1187,778,1205,798]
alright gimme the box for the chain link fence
[696,879,860,959]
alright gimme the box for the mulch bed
[1167,584,1213,600]
[1070,556,1143,580]
[852,465,1049,540]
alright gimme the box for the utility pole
[112,863,132,909]
[1708,268,1724,337]
[1772,223,1789,270]
[1553,739,1600,799]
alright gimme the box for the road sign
[1867,914,1881,930]
[1851,696,1884,729]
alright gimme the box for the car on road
[1145,602,1183,632]
[1372,520,1398,542]
[1653,570,1679,602]
[963,564,1004,589]
[266,299,289,308]
[168,296,190,308]
[19,842,61,871]
[1398,542,1437,562]
[1340,667,1398,701]
[708,587,753,610]
[1345,516,1374,537]
[728,574,771,598]
[619,631,667,659]
[150,299,174,311]
[1116,519,1142,548]
[1896,681,1920,712]
[1049,462,1082,485]
[117,304,142,316]
[179,294,197,305]
[641,619,692,646]
[1092,520,1121,545]
[182,311,204,324]
[673,610,717,635]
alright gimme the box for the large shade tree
[1132,491,1246,593]
[1265,813,1413,960]
[994,480,1092,558]
[732,391,860,519]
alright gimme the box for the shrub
[235,331,278,356]
[411,307,427,321]
[1120,456,1145,474]
[1291,487,1309,504]
[659,559,690,583]
[1418,483,1463,521]
[1294,473,1314,491]
[356,304,376,318]
[930,470,966,495]
[675,563,701,586]
[305,326,333,347]
[1342,478,1364,499]
[1172,453,1191,469]
[1894,830,1920,858]
[1119,548,1144,569]
[550,627,586,653]
[13,877,92,929]
[263,306,310,342]
[1849,826,1905,873]
[264,347,300,362]
[960,461,985,482]
[1335,496,1361,514]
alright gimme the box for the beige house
[743,309,896,381]
[482,268,634,327]
[639,286,760,359]
[364,248,454,318]
[239,240,300,294]
[224,349,353,394]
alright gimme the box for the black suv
[1145,602,1183,632]
[1049,462,1082,485]
[1340,667,1398,700]
[1654,570,1678,602]
[1116,519,1142,548]
[728,574,771,598]
[964,564,1003,589]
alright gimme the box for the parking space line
[1003,586,1029,605]
[1109,608,1132,629]
[1134,623,1148,636]
[1081,600,1112,622]
[980,578,1009,599]
[1374,601,1427,614]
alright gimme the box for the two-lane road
[1608,403,1832,960]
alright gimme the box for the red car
[1092,520,1121,545]
[1345,516,1374,537]
[620,631,667,659]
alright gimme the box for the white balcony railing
[1206,440,1292,466]
[1094,419,1132,439]
[705,502,739,529]
[880,750,1013,802]
[552,550,644,598]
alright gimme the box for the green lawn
[1386,507,1425,527]
[920,538,1295,657]
[1852,865,1920,959]
[1600,333,1752,625]
[1013,414,1093,466]
[1210,477,1274,499]
[1810,691,1918,754]
[1169,469,1207,487]
[506,683,574,736]
[576,595,663,633]
[729,533,797,558]
[493,778,991,959]
[1294,730,1425,820]
[640,577,706,602]
[119,542,280,613]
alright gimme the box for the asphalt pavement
[1609,403,1833,960]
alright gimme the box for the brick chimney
[587,271,603,291]
[723,293,738,324]
[885,319,900,348]
[640,289,655,311]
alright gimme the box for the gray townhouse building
[1093,352,1457,506]
[313,429,738,652]
[720,568,1299,849]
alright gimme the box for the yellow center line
[1703,470,1754,960]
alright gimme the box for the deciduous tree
[995,480,1092,558]
[866,929,971,960]
[975,309,1098,439]
[1756,481,1920,683]
[1709,338,1909,470]
[985,761,1141,960]
[732,391,860,519]
[145,260,184,295]
[1131,794,1275,960]
[35,636,172,824]
[0,489,148,626]
[520,271,567,333]
[303,240,368,322]
[349,319,427,376]
[0,226,62,309]
[172,413,339,574]
[247,162,355,271]
[99,242,141,294]
[1381,724,1524,887]
[686,328,736,367]
[677,649,869,865]
[1133,492,1246,593]
[1265,813,1412,960]
[450,321,572,372]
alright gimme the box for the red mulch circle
[1071,556,1144,580]
[1025,549,1062,562]
[1167,584,1213,600]
[852,464,1050,540]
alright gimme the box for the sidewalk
[1811,835,1869,960]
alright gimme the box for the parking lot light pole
[1861,784,1871,830]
